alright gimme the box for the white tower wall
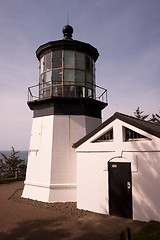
[22,114,101,202]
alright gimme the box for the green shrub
[132,221,160,240]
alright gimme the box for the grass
[132,221,160,240]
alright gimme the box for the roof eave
[73,112,160,148]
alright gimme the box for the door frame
[108,161,133,219]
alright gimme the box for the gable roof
[73,112,160,148]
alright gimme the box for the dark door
[108,162,132,219]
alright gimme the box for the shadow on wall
[0,218,70,240]
[129,140,160,221]
[103,140,160,221]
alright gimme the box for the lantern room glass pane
[39,74,43,84]
[45,71,51,82]
[86,55,93,74]
[76,70,85,86]
[43,87,51,98]
[93,75,95,85]
[52,51,62,69]
[64,51,75,68]
[40,56,44,74]
[86,72,93,88]
[52,69,62,83]
[76,52,85,70]
[76,86,85,97]
[63,86,75,97]
[93,61,95,76]
[64,69,75,83]
[87,89,92,98]
[52,86,62,97]
[86,56,90,72]
[45,52,51,71]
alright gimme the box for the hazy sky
[0,0,160,150]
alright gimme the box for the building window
[92,128,113,142]
[123,127,149,141]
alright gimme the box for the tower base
[22,181,77,202]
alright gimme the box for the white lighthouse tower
[22,25,107,202]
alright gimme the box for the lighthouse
[22,25,107,202]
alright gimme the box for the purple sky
[0,0,160,150]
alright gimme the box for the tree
[134,107,150,120]
[0,147,26,177]
[149,111,160,124]
[134,108,160,125]
[0,158,6,175]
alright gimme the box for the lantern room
[39,48,96,99]
[28,25,107,105]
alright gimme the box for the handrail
[28,81,107,104]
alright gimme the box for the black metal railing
[28,81,107,104]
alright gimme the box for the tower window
[86,55,93,74]
[64,69,75,83]
[52,51,62,69]
[64,51,75,68]
[92,128,113,142]
[45,52,51,71]
[76,52,85,70]
[123,127,149,141]
[39,50,96,99]
[52,69,62,83]
[40,56,44,74]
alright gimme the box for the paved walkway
[0,181,144,240]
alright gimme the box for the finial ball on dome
[62,25,74,40]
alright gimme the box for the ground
[0,181,145,240]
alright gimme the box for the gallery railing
[28,81,107,103]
